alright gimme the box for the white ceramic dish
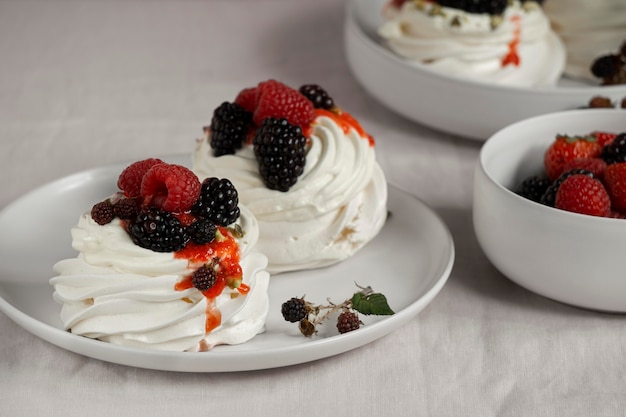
[0,156,454,372]
[344,0,626,140]
[473,109,626,312]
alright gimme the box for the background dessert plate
[0,155,454,372]
[344,0,626,141]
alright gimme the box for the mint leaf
[351,291,394,316]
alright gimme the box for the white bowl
[344,0,626,140]
[473,109,626,312]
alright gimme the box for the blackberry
[113,197,140,220]
[281,297,307,323]
[209,102,253,157]
[336,311,360,334]
[540,169,594,207]
[191,265,217,291]
[253,118,307,192]
[591,55,618,79]
[438,0,508,15]
[601,133,626,165]
[91,200,115,225]
[187,218,217,245]
[516,175,551,203]
[191,177,240,226]
[128,208,189,252]
[299,84,335,110]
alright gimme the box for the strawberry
[555,174,611,217]
[560,157,607,180]
[117,158,163,198]
[603,162,626,213]
[234,87,257,113]
[592,131,617,147]
[252,80,315,129]
[140,163,201,212]
[544,134,602,181]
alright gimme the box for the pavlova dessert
[378,0,565,86]
[50,159,270,351]
[193,80,387,273]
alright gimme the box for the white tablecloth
[1,1,625,416]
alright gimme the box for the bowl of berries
[473,109,626,312]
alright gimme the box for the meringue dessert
[50,159,270,351]
[378,0,566,86]
[193,80,387,274]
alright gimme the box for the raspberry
[191,177,240,226]
[600,133,626,165]
[91,200,115,225]
[540,169,594,207]
[113,197,140,220]
[187,218,217,245]
[281,297,308,323]
[298,84,335,110]
[253,80,315,129]
[234,87,257,113]
[191,265,217,291]
[140,163,201,212]
[209,102,253,156]
[117,158,163,198]
[555,174,611,217]
[603,163,626,213]
[516,175,550,203]
[336,311,360,334]
[128,208,189,252]
[561,157,607,181]
[593,131,617,147]
[544,134,602,181]
[253,117,307,192]
[438,0,508,15]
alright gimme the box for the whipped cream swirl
[50,204,270,351]
[193,113,388,274]
[378,0,565,86]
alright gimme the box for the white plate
[0,156,454,372]
[344,0,626,140]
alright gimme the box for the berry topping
[253,117,307,192]
[191,177,240,226]
[281,297,308,323]
[544,134,602,181]
[91,201,115,225]
[117,158,163,198]
[588,96,614,109]
[234,87,257,113]
[516,175,550,203]
[128,208,190,253]
[336,311,361,334]
[540,169,595,207]
[554,174,611,217]
[603,163,626,213]
[187,218,217,245]
[600,133,626,165]
[437,0,508,15]
[113,197,140,220]
[191,265,217,292]
[590,41,626,86]
[253,80,315,129]
[140,163,201,213]
[298,84,335,110]
[209,102,253,157]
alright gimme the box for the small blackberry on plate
[281,297,308,323]
[128,208,189,252]
[601,133,626,165]
[191,265,217,291]
[187,218,217,245]
[540,169,594,207]
[91,200,115,225]
[113,197,140,220]
[253,117,307,192]
[516,175,551,203]
[336,311,360,334]
[298,84,335,110]
[209,102,252,156]
[438,0,508,15]
[191,177,240,226]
